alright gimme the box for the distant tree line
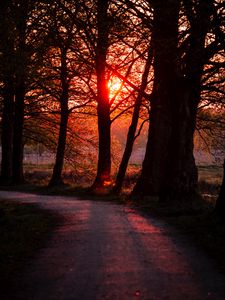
[0,0,224,215]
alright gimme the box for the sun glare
[108,77,122,96]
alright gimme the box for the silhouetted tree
[133,0,180,198]
[91,0,111,190]
[12,0,29,183]
[47,3,74,187]
[133,0,221,202]
[48,46,70,187]
[0,0,15,183]
[113,45,153,194]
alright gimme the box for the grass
[0,199,62,297]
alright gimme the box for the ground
[1,191,224,300]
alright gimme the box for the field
[198,165,223,205]
[198,165,223,185]
[23,163,224,200]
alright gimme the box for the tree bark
[1,78,14,183]
[12,1,29,184]
[49,110,69,187]
[132,0,180,198]
[12,79,26,184]
[92,0,111,190]
[132,0,213,202]
[113,46,153,194]
[159,0,213,202]
[159,80,199,201]
[0,1,14,183]
[49,48,69,187]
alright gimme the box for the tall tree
[133,0,215,201]
[1,0,58,184]
[47,2,74,187]
[159,0,217,201]
[12,0,29,183]
[48,46,70,187]
[113,45,153,194]
[133,0,180,198]
[0,0,15,183]
[92,0,111,190]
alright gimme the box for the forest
[0,0,224,215]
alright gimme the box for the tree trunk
[113,46,153,194]
[93,102,111,190]
[215,159,225,219]
[12,80,25,184]
[12,2,29,184]
[92,0,111,191]
[0,1,14,183]
[49,110,69,187]
[132,0,180,198]
[132,0,213,201]
[1,78,14,183]
[159,82,199,202]
[49,48,70,187]
[159,0,213,202]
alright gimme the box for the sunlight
[108,77,123,97]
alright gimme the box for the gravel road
[1,191,224,300]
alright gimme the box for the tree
[12,0,30,184]
[133,0,218,202]
[0,0,50,184]
[46,2,75,187]
[32,1,97,186]
[133,0,181,198]
[113,45,153,193]
[91,0,111,190]
[159,0,223,201]
[58,0,152,191]
[0,0,15,183]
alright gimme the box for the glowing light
[103,180,112,187]
[108,77,122,95]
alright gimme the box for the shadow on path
[0,191,224,300]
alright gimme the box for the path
[1,191,224,300]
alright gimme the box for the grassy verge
[0,199,62,296]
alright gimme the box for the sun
[108,77,123,96]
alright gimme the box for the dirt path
[1,191,224,300]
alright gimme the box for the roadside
[0,198,62,297]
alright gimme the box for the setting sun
[108,77,123,96]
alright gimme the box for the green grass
[0,199,62,296]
